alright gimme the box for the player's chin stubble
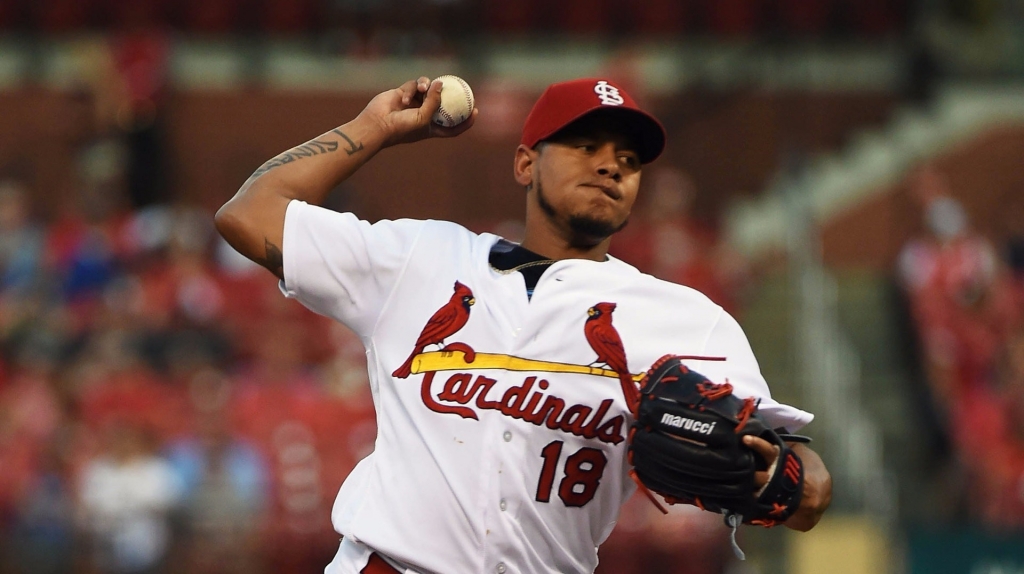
[534,178,629,244]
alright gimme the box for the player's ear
[514,144,538,188]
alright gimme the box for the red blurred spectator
[897,166,1019,402]
[107,27,172,208]
[897,165,1024,526]
[229,320,375,573]
[953,332,1024,528]
[73,328,187,439]
[0,347,62,530]
[133,209,227,331]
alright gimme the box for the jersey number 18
[535,441,608,507]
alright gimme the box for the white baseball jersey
[279,200,813,574]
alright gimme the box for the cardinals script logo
[393,288,645,446]
[393,290,730,509]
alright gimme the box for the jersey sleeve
[279,200,425,337]
[693,309,814,432]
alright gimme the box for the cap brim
[538,106,666,164]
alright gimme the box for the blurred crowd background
[1,1,1024,573]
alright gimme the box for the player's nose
[593,143,622,182]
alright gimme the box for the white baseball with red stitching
[432,75,474,127]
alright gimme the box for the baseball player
[215,76,832,574]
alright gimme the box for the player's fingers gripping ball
[627,355,805,527]
[431,75,474,127]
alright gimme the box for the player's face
[519,115,643,246]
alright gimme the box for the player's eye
[619,154,640,169]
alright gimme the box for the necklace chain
[491,259,556,274]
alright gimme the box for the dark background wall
[1,88,897,234]
[822,127,1024,269]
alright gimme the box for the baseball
[432,75,474,128]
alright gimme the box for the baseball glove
[627,354,806,532]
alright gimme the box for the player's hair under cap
[521,78,666,164]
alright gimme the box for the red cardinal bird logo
[584,302,640,412]
[392,281,476,379]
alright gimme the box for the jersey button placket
[500,433,511,514]
[496,562,507,574]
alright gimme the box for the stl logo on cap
[594,81,625,106]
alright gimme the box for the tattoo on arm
[333,129,364,155]
[256,238,284,278]
[248,130,363,181]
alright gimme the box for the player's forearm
[784,443,832,531]
[214,114,387,277]
[241,114,387,205]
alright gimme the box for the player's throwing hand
[359,77,478,148]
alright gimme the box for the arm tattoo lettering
[333,129,364,155]
[256,238,284,278]
[248,130,363,180]
[251,138,337,178]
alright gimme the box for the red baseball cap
[521,78,666,164]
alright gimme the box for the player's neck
[519,227,611,263]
